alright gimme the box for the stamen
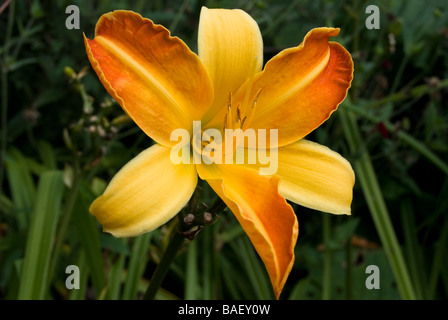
[242,87,263,130]
[226,92,233,130]
[253,88,263,108]
[241,56,259,117]
[221,57,263,132]
[223,113,228,131]
[241,116,247,129]
[236,105,242,128]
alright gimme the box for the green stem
[322,214,332,300]
[184,238,198,299]
[0,65,7,200]
[48,164,83,282]
[206,196,226,214]
[169,0,189,33]
[397,131,448,176]
[339,109,416,300]
[0,0,15,206]
[362,79,448,111]
[143,196,226,300]
[400,200,425,299]
[345,238,353,300]
[351,0,361,101]
[202,225,214,299]
[428,219,448,298]
[263,0,301,36]
[143,229,185,300]
[389,55,409,95]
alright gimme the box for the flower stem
[143,196,226,300]
[353,78,448,111]
[169,0,190,33]
[48,164,83,283]
[322,214,332,300]
[345,238,353,300]
[143,228,185,300]
[0,0,15,207]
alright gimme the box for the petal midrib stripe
[95,35,187,119]
[224,184,281,279]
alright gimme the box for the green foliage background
[1,0,447,300]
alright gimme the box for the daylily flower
[85,8,354,299]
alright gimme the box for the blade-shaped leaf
[18,171,64,299]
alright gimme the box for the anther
[236,105,242,127]
[227,92,233,130]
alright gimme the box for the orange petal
[199,164,298,299]
[234,28,353,147]
[84,10,213,147]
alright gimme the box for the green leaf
[37,141,57,170]
[18,171,64,299]
[106,253,126,300]
[202,226,217,299]
[288,278,311,300]
[73,191,106,298]
[232,237,274,299]
[69,250,89,300]
[184,238,199,300]
[7,58,38,72]
[5,149,37,230]
[122,232,152,300]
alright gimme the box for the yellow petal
[277,140,354,214]
[237,139,354,215]
[84,10,213,147]
[90,144,197,237]
[233,28,353,147]
[198,7,263,126]
[199,163,298,299]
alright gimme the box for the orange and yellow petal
[198,163,298,299]
[233,27,353,147]
[198,7,263,126]
[90,144,197,237]
[235,139,354,214]
[84,10,213,147]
